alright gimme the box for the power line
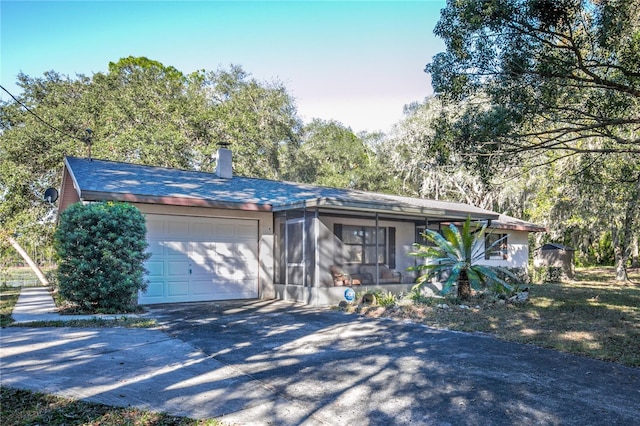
[0,84,87,143]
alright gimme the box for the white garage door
[139,214,259,304]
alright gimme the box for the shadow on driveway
[149,299,640,425]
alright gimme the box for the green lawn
[0,286,19,327]
[1,387,222,426]
[351,267,640,366]
[1,265,52,287]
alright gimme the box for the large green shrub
[55,202,150,313]
[409,217,518,300]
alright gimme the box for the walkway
[10,287,141,323]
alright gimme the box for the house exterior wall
[132,203,275,300]
[58,167,81,216]
[479,230,530,271]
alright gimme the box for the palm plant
[409,217,517,300]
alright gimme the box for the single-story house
[58,149,545,306]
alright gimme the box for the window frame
[334,224,396,268]
[342,225,387,265]
[485,232,508,260]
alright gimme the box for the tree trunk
[631,234,639,269]
[615,253,629,281]
[458,270,472,300]
[614,174,640,281]
[7,235,49,286]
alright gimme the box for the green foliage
[1,58,303,266]
[355,288,399,307]
[1,387,223,425]
[533,266,564,284]
[409,217,517,299]
[54,202,150,313]
[370,290,398,307]
[493,266,529,288]
[191,65,302,179]
[0,286,20,327]
[408,288,446,306]
[290,119,389,191]
[427,0,640,280]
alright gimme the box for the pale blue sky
[1,0,446,133]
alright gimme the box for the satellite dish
[44,188,59,204]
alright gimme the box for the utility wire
[0,84,86,143]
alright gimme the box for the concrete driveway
[2,299,639,425]
[149,299,640,425]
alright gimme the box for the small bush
[489,267,529,294]
[409,288,436,305]
[533,266,563,283]
[356,288,398,306]
[376,291,398,307]
[55,202,150,313]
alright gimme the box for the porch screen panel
[388,227,396,269]
[286,220,305,285]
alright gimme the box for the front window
[343,225,386,264]
[485,233,508,260]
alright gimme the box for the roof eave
[272,197,499,220]
[492,224,547,232]
[78,190,273,212]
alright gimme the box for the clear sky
[1,0,447,133]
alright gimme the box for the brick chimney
[215,147,232,179]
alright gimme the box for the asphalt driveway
[2,299,639,425]
[149,299,640,425]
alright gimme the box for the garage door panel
[168,220,189,235]
[144,281,165,298]
[191,280,215,295]
[168,261,189,276]
[140,215,259,305]
[147,241,166,256]
[145,218,165,234]
[146,261,164,277]
[191,222,213,237]
[167,280,190,296]
[236,224,257,239]
[191,242,216,262]
[214,224,236,239]
[164,241,189,257]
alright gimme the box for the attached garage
[140,214,259,304]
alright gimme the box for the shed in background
[534,243,575,279]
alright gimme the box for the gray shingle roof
[64,156,500,220]
[490,214,547,232]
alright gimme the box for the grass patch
[0,286,20,327]
[345,267,640,366]
[1,387,222,425]
[0,286,156,329]
[0,266,53,287]
[9,317,157,328]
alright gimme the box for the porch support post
[284,214,289,288]
[313,207,320,287]
[303,206,307,288]
[375,213,379,286]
